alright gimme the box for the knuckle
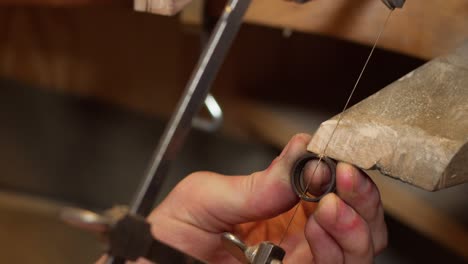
[355,234,374,257]
[292,133,311,143]
[375,234,389,254]
[348,221,374,257]
[176,171,209,192]
[183,171,204,184]
[373,219,389,254]
[374,227,388,255]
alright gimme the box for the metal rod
[130,0,252,217]
[107,1,252,263]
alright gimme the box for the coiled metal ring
[291,153,337,202]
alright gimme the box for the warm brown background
[0,1,467,263]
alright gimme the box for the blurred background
[0,0,467,263]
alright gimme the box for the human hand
[99,133,387,263]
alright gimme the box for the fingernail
[337,199,356,225]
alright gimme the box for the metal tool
[63,0,253,263]
[62,0,407,263]
[382,0,406,10]
[222,233,285,264]
[130,0,251,218]
[61,206,192,263]
[109,0,253,262]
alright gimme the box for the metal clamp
[381,0,406,10]
[222,233,285,264]
[192,93,223,132]
[61,206,191,263]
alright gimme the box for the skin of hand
[97,133,387,264]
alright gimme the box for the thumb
[233,133,313,222]
[161,134,313,232]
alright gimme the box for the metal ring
[291,153,337,202]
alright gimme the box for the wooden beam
[308,42,468,191]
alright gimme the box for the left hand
[97,133,388,263]
[146,133,387,263]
